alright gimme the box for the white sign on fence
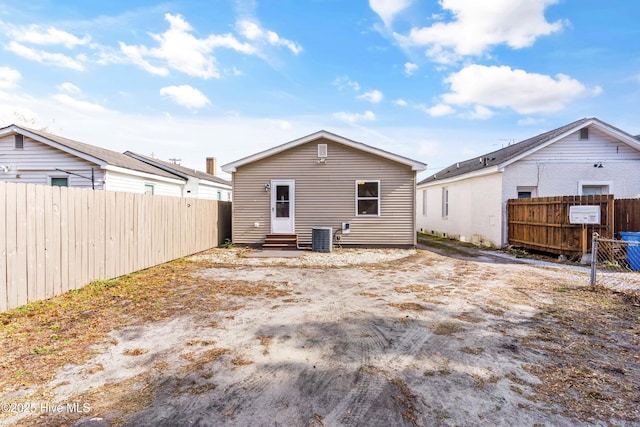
[569,205,601,224]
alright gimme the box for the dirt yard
[1,242,639,426]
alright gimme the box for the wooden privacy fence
[507,195,615,255]
[0,182,232,312]
[615,198,640,232]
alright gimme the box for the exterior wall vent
[312,227,332,252]
[14,134,24,149]
[579,128,589,140]
[318,143,328,158]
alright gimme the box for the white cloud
[236,20,302,55]
[332,76,361,92]
[418,103,455,117]
[467,105,494,120]
[395,0,564,63]
[120,13,256,79]
[417,140,442,157]
[518,117,545,126]
[404,62,418,76]
[0,67,21,89]
[369,0,413,27]
[160,85,210,109]
[442,64,590,114]
[357,89,384,103]
[394,99,408,107]
[118,42,169,76]
[332,110,376,123]
[57,82,81,94]
[5,41,85,71]
[6,24,90,48]
[52,94,107,113]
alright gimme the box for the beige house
[222,130,427,248]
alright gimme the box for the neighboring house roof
[0,124,180,180]
[124,151,231,187]
[222,130,427,172]
[418,117,640,186]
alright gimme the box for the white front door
[271,180,295,234]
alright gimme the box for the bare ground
[1,244,639,427]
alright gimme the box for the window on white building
[517,186,537,199]
[442,187,449,218]
[51,177,68,187]
[422,189,428,216]
[578,181,612,196]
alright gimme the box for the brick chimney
[206,157,217,176]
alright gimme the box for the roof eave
[221,130,427,172]
[1,125,108,167]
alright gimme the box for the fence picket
[0,182,6,312]
[0,182,231,312]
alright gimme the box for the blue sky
[1,0,638,179]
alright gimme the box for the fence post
[590,232,599,286]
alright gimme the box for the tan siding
[232,138,416,246]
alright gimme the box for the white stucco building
[416,117,640,247]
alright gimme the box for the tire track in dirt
[324,317,433,425]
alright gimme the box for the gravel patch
[190,247,418,267]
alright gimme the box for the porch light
[264,183,271,191]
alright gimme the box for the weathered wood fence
[507,195,615,255]
[0,182,231,312]
[615,198,640,232]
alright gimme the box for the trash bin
[619,232,640,271]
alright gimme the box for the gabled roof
[221,130,427,172]
[0,124,179,180]
[418,117,640,186]
[124,151,231,187]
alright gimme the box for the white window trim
[49,175,68,187]
[577,181,613,196]
[355,180,380,216]
[318,143,328,158]
[422,189,428,216]
[144,183,155,195]
[442,187,449,218]
[516,186,538,199]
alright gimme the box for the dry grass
[432,321,465,336]
[0,257,290,425]
[460,347,484,355]
[123,348,149,357]
[519,285,640,422]
[257,335,273,355]
[388,303,426,311]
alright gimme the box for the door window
[276,185,290,218]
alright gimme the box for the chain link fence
[590,233,640,291]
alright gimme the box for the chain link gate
[590,232,640,291]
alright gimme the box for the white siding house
[417,118,640,247]
[0,124,186,194]
[124,152,232,200]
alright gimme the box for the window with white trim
[422,189,428,216]
[517,186,537,199]
[578,181,612,196]
[442,187,449,217]
[51,177,68,187]
[356,180,380,216]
